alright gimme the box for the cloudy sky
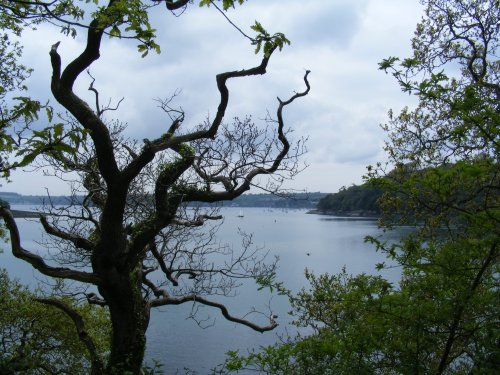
[7,0,424,195]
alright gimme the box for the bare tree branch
[148,240,179,287]
[0,206,101,284]
[85,292,107,306]
[50,42,120,186]
[35,298,105,375]
[171,214,223,227]
[183,69,311,203]
[40,215,94,252]
[121,47,279,186]
[87,70,124,118]
[150,294,278,333]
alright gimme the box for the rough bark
[99,266,150,374]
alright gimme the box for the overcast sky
[6,0,424,195]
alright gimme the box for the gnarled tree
[0,1,310,373]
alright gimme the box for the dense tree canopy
[316,184,381,215]
[0,1,309,374]
[217,1,499,373]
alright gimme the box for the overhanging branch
[150,294,278,333]
[0,207,101,285]
[40,216,94,252]
[35,298,105,374]
[172,214,223,227]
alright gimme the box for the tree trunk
[107,300,149,374]
[98,263,150,374]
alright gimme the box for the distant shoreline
[10,208,380,219]
[0,191,327,210]
[307,209,379,219]
[10,210,43,218]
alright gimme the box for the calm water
[1,207,404,374]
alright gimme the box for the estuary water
[1,206,405,374]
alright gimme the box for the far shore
[10,210,44,218]
[307,209,379,219]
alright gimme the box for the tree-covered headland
[315,184,382,216]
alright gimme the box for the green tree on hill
[316,184,382,215]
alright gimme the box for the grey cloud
[7,0,424,194]
[288,0,370,48]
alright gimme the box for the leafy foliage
[199,0,246,10]
[0,0,92,178]
[217,254,499,374]
[250,21,290,57]
[0,269,110,374]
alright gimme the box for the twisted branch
[150,294,278,333]
[0,207,101,284]
[35,298,105,375]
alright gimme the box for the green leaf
[378,56,399,71]
[53,123,64,138]
[53,142,75,154]
[17,151,38,167]
[109,25,121,38]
